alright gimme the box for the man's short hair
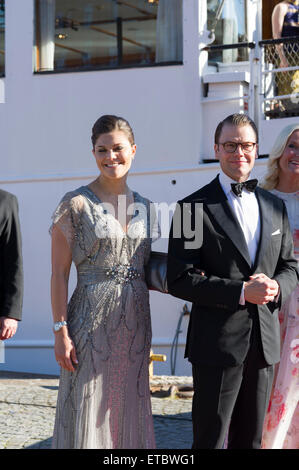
[214,114,259,144]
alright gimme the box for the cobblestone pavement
[0,372,193,450]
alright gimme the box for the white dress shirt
[219,171,261,265]
[218,171,261,305]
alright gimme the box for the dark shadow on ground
[23,412,192,450]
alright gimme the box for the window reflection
[34,0,183,73]
[207,0,248,64]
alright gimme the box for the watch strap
[53,321,68,332]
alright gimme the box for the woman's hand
[54,328,78,372]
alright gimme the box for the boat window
[34,0,183,73]
[0,1,4,77]
[207,0,248,65]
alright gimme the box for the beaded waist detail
[77,265,143,286]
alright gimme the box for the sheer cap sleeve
[49,191,84,250]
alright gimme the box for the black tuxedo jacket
[0,190,23,321]
[167,176,299,367]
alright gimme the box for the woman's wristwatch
[53,321,68,333]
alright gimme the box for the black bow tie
[231,179,258,197]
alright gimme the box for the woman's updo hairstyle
[91,115,135,149]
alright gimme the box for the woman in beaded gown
[50,115,157,449]
[261,124,299,449]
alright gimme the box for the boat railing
[202,38,299,122]
[259,36,299,120]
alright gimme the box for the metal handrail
[262,65,299,74]
[202,41,255,52]
[259,36,299,46]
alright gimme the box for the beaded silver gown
[50,185,156,449]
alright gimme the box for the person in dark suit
[167,114,299,449]
[0,189,23,341]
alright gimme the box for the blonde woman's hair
[261,123,299,190]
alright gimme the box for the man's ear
[214,143,219,159]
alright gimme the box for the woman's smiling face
[92,130,136,181]
[278,130,299,179]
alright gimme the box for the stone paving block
[0,373,193,449]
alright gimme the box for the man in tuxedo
[0,190,23,343]
[167,114,299,449]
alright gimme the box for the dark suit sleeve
[273,201,299,308]
[167,202,243,311]
[0,194,23,320]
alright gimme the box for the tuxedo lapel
[253,188,273,270]
[204,178,252,268]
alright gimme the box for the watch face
[54,323,60,331]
